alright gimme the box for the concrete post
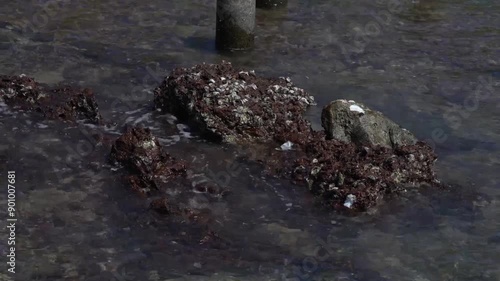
[256,0,288,9]
[216,0,256,51]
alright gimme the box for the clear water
[0,0,499,280]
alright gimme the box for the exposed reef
[154,62,441,212]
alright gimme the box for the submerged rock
[109,126,188,195]
[321,99,417,149]
[154,61,315,144]
[0,74,101,124]
[109,126,228,224]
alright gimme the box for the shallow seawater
[0,0,499,280]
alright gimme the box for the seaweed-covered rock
[289,139,439,211]
[109,126,188,195]
[0,74,101,124]
[154,61,316,144]
[321,99,417,149]
[109,126,228,217]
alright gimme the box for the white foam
[0,101,12,115]
[176,123,194,138]
[132,112,152,125]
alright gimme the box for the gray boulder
[321,99,417,149]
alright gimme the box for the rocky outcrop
[153,62,442,213]
[0,64,442,214]
[0,74,101,124]
[321,99,417,149]
[154,61,315,145]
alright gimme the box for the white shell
[349,104,365,114]
[280,141,293,151]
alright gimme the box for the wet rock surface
[321,99,418,149]
[154,61,316,145]
[155,62,442,212]
[0,75,102,124]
